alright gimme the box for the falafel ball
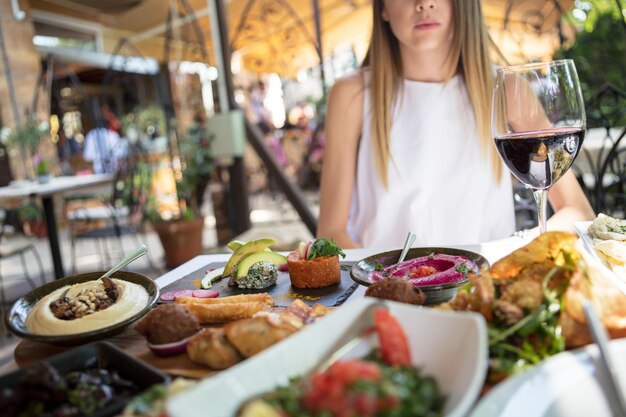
[365,277,426,305]
[134,303,200,344]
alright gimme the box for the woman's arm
[317,74,365,248]
[547,170,595,231]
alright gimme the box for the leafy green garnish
[607,224,626,234]
[306,238,346,260]
[487,266,567,376]
[374,262,384,271]
[454,262,472,274]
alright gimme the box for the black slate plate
[5,271,159,345]
[0,341,169,417]
[350,247,490,305]
[160,262,358,307]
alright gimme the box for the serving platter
[160,261,359,307]
[166,298,488,417]
[470,338,626,417]
[5,270,159,345]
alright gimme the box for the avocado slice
[201,266,225,289]
[236,251,287,278]
[226,240,246,252]
[223,238,276,277]
[227,240,272,254]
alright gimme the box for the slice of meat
[224,317,297,358]
[187,328,243,369]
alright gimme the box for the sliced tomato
[374,309,411,366]
[303,360,381,417]
[327,360,381,385]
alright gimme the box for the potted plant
[3,117,49,180]
[34,155,51,184]
[149,116,214,268]
[17,200,47,238]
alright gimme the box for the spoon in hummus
[398,231,416,264]
[59,244,148,300]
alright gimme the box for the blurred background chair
[0,203,46,333]
[64,143,160,274]
[572,84,626,215]
[593,133,626,218]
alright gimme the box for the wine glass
[492,59,586,233]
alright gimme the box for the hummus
[368,254,478,287]
[26,278,149,335]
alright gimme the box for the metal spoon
[398,231,416,264]
[61,244,148,299]
[582,300,626,417]
[100,244,148,279]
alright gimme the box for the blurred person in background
[83,118,127,174]
[247,81,274,135]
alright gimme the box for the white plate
[575,221,603,264]
[166,298,488,417]
[574,222,602,262]
[470,338,626,417]
[575,221,626,293]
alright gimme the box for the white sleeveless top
[347,74,515,247]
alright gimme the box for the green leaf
[306,237,346,260]
[454,262,472,274]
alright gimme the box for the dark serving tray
[0,341,170,417]
[161,262,359,307]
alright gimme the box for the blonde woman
[317,0,594,248]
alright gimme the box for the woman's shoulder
[328,70,366,106]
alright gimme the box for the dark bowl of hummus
[350,247,489,305]
[5,270,159,345]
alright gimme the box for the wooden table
[0,174,114,279]
[0,237,527,378]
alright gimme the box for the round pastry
[287,238,345,289]
[133,303,200,345]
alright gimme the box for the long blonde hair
[363,0,502,187]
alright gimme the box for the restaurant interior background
[0,0,623,275]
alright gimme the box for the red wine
[495,128,584,190]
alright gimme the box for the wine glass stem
[533,189,548,234]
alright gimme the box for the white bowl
[166,298,488,417]
[470,338,626,417]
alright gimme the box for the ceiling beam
[129,6,209,43]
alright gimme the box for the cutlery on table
[60,244,148,300]
[583,300,626,417]
[398,231,416,264]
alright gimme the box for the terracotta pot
[25,220,47,238]
[153,217,204,268]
